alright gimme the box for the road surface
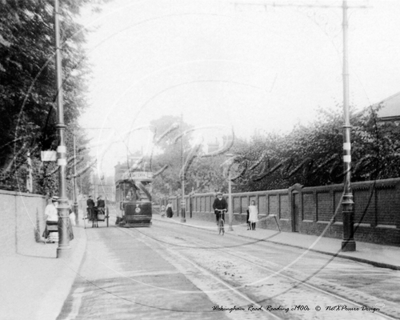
[57,218,400,320]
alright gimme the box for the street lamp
[72,130,79,225]
[54,0,70,258]
[180,113,186,223]
[225,153,235,231]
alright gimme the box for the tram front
[115,171,153,227]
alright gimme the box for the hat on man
[216,191,223,196]
[51,196,59,202]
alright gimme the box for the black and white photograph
[1,0,400,319]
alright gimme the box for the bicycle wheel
[219,219,224,235]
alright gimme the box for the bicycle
[215,209,226,235]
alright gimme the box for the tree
[149,115,191,199]
[230,104,400,192]
[0,0,104,193]
[149,116,234,199]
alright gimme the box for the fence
[162,178,400,246]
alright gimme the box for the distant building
[91,173,115,202]
[376,91,400,123]
[114,156,142,182]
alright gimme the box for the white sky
[77,0,400,175]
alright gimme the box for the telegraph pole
[54,0,71,258]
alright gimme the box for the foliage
[231,104,400,192]
[149,115,191,199]
[149,115,229,199]
[0,0,105,194]
[149,104,400,196]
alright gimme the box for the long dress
[87,199,95,221]
[166,204,173,218]
[248,205,258,223]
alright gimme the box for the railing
[160,178,400,246]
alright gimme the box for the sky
[77,0,400,175]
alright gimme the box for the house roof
[377,91,400,121]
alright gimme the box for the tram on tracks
[115,171,153,227]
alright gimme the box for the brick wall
[167,178,400,246]
[0,190,47,256]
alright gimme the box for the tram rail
[129,222,399,320]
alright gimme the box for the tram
[115,171,153,227]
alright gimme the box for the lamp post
[341,0,355,252]
[228,169,233,231]
[225,153,235,231]
[180,113,186,223]
[73,130,79,225]
[54,0,71,258]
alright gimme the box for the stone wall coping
[170,178,400,200]
[0,189,46,199]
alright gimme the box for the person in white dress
[43,197,59,241]
[248,200,258,230]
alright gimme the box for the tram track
[187,236,398,320]
[119,227,281,320]
[129,222,399,320]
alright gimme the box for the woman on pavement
[248,200,259,230]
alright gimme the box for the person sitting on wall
[42,196,59,242]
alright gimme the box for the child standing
[248,200,258,230]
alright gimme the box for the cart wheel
[106,207,109,227]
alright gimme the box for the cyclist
[212,192,228,225]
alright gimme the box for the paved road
[56,219,400,320]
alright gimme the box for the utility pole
[73,130,79,225]
[341,0,355,251]
[180,113,186,223]
[224,153,235,231]
[54,0,71,258]
[228,169,233,231]
[231,0,367,251]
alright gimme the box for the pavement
[2,213,399,320]
[0,225,87,320]
[153,214,400,271]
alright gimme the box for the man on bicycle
[213,192,228,225]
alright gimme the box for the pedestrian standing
[166,202,174,218]
[96,195,106,225]
[246,209,251,230]
[69,200,76,226]
[248,200,258,230]
[86,195,95,221]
